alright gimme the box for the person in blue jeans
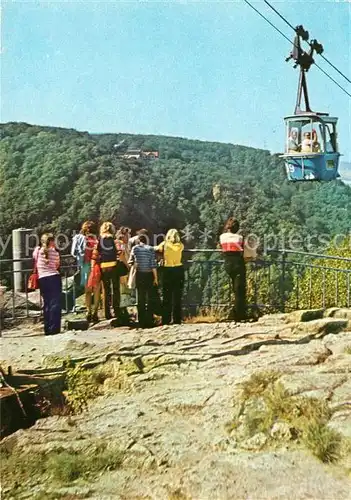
[33,233,61,335]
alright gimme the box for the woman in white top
[33,233,61,335]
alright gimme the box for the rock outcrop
[1,311,350,499]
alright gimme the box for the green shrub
[303,423,342,463]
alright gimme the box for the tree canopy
[1,122,350,258]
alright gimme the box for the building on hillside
[121,149,159,161]
[141,151,159,160]
[123,149,142,159]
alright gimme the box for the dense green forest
[0,122,350,259]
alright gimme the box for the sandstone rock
[292,318,348,336]
[212,437,231,451]
[324,308,351,321]
[324,332,351,355]
[241,432,267,450]
[124,442,157,469]
[2,316,351,499]
[46,486,93,498]
[279,372,346,397]
[129,442,153,455]
[330,379,351,406]
[270,421,292,441]
[179,451,351,499]
[328,411,351,438]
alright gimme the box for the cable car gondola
[280,26,341,181]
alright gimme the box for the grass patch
[303,422,342,463]
[64,363,100,414]
[227,370,344,463]
[1,446,47,493]
[239,370,281,400]
[32,493,91,500]
[47,446,124,483]
[168,488,191,500]
[344,345,351,354]
[184,306,228,324]
[63,359,130,414]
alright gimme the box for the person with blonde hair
[33,233,61,335]
[71,221,100,323]
[91,222,120,320]
[155,228,184,325]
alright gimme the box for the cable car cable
[314,62,351,98]
[242,0,297,45]
[318,54,351,85]
[243,0,351,98]
[262,0,351,84]
[262,0,295,31]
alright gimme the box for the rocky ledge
[1,309,351,500]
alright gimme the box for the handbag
[127,264,137,289]
[116,259,129,277]
[28,272,39,291]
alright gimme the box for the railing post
[0,285,6,336]
[12,228,33,293]
[280,251,287,313]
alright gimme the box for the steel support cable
[314,62,351,98]
[263,0,295,31]
[243,0,293,46]
[319,54,351,85]
[263,0,351,84]
[243,0,351,98]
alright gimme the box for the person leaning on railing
[128,234,158,328]
[154,229,184,325]
[33,233,61,335]
[219,217,248,322]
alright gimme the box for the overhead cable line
[243,0,351,99]
[263,0,351,84]
[263,0,295,31]
[242,0,293,46]
[314,61,351,98]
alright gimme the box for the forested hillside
[0,122,350,256]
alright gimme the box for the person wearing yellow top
[155,229,184,325]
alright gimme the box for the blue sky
[1,0,350,161]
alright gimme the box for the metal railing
[183,249,350,312]
[0,250,350,330]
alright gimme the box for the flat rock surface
[1,313,351,499]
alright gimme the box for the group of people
[32,217,252,335]
[288,128,321,154]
